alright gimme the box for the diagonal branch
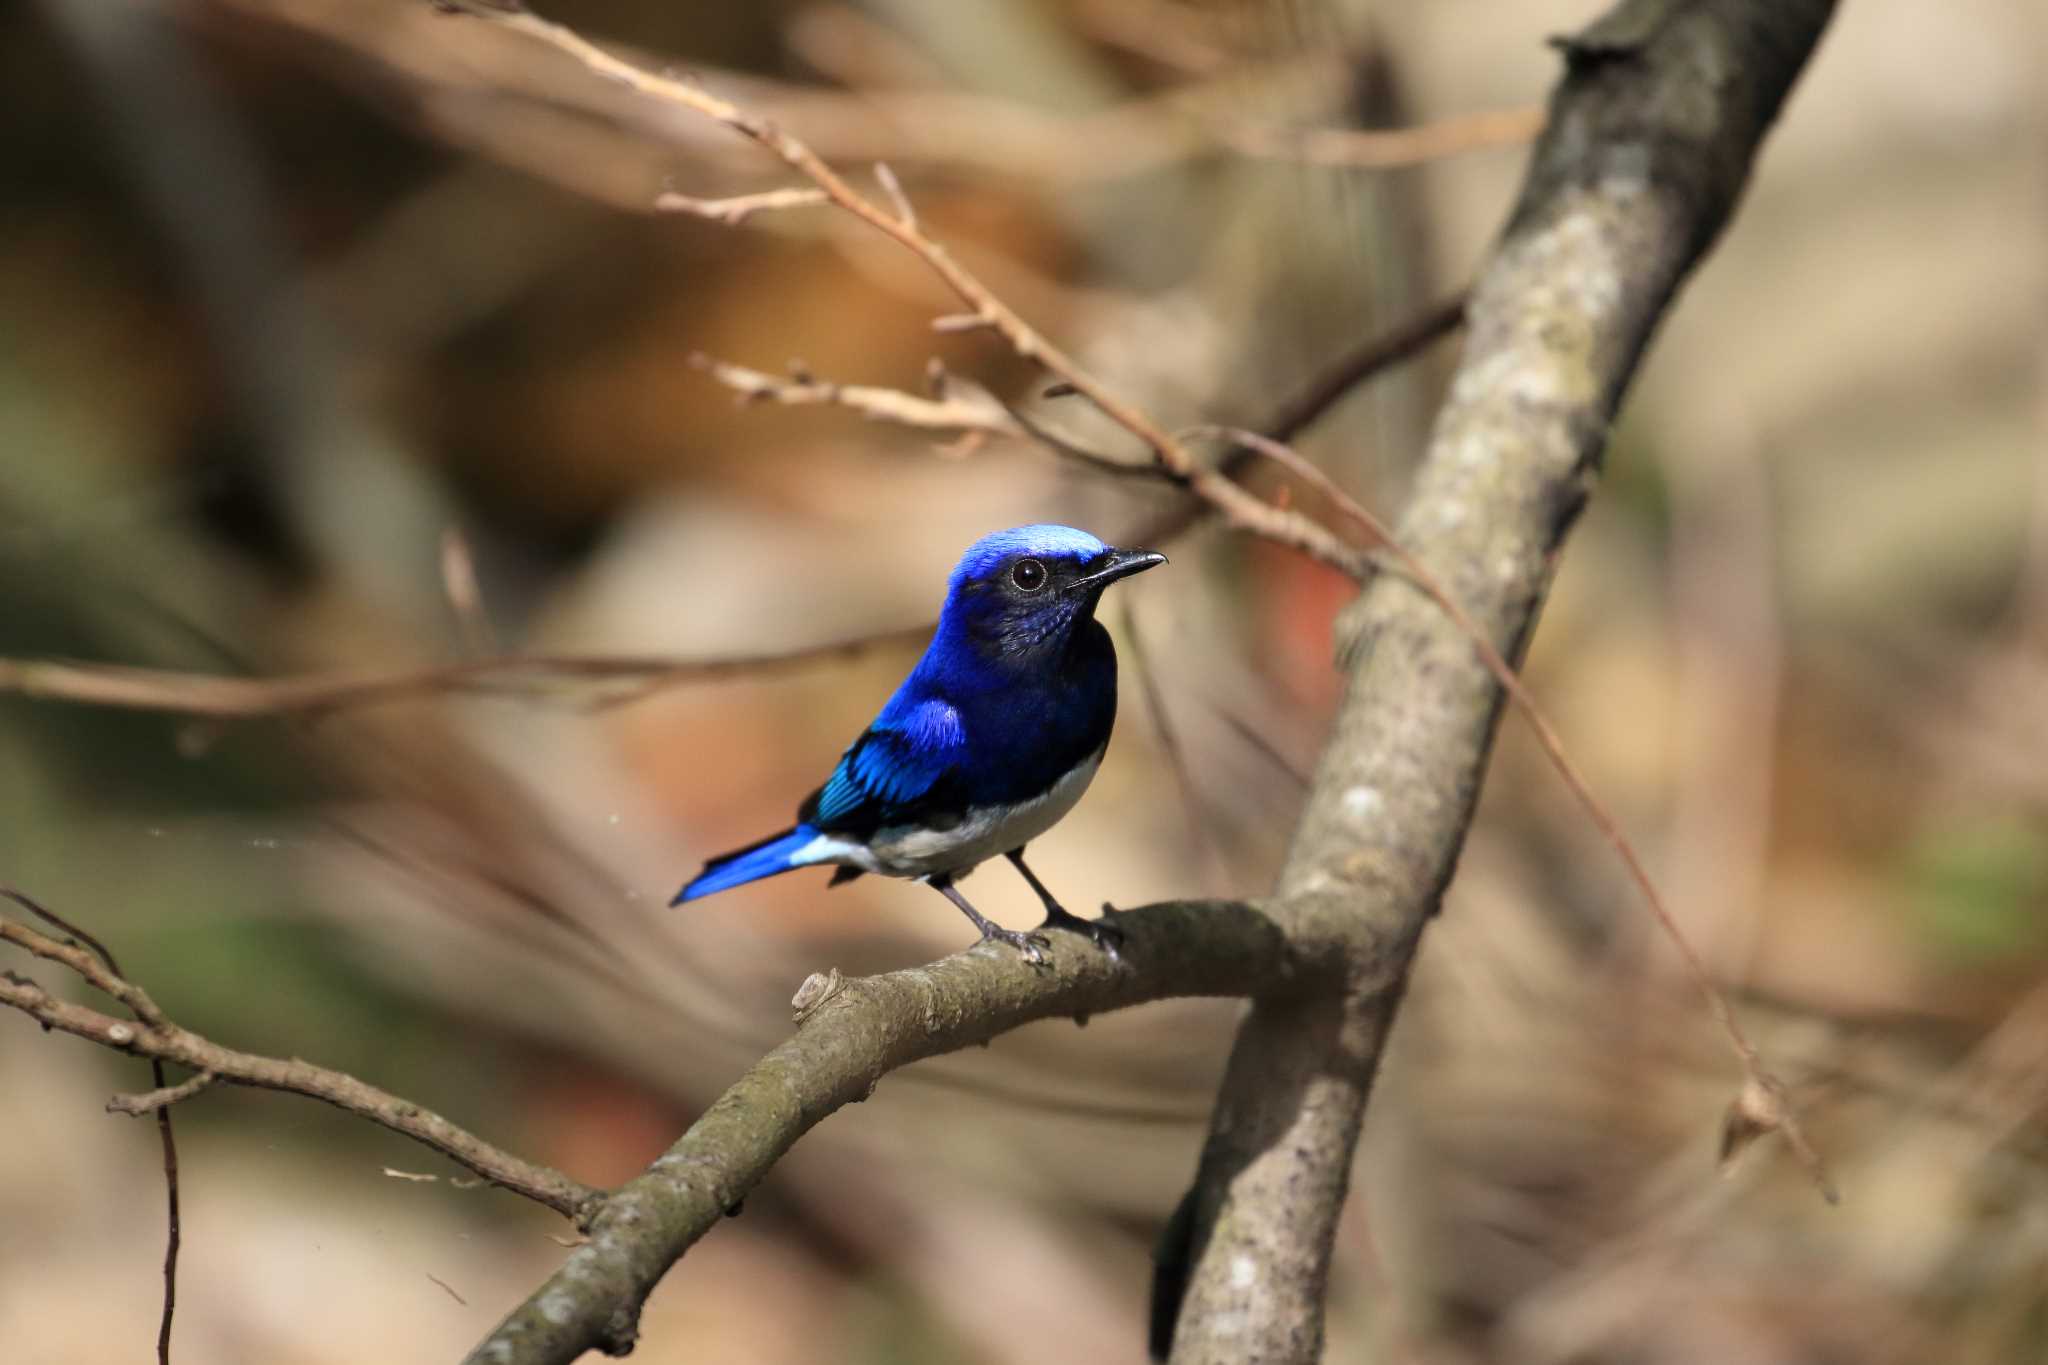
[465,899,1295,1363]
[438,0,1367,581]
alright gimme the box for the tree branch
[464,899,1295,1363]
[0,627,930,719]
[691,353,1023,435]
[1226,104,1545,169]
[3,889,188,1364]
[0,279,1463,730]
[0,910,600,1219]
[1159,2,1840,1359]
[438,0,1369,581]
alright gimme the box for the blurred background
[1,0,2043,1361]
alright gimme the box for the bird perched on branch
[673,524,1165,962]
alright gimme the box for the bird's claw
[1038,904,1123,960]
[980,923,1053,965]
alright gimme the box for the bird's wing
[801,699,964,836]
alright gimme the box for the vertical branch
[1160,2,1841,1359]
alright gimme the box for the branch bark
[465,899,1293,1362]
[1159,2,1839,1359]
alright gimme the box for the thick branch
[0,915,598,1218]
[1162,2,1840,1360]
[465,899,1294,1363]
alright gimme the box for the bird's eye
[1011,558,1047,592]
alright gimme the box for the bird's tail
[672,825,823,905]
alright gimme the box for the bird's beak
[1068,547,1167,593]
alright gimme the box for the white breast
[792,749,1105,880]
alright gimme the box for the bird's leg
[930,876,1050,965]
[1005,848,1123,958]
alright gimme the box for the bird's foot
[1038,902,1123,960]
[979,921,1053,966]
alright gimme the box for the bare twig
[1264,294,1467,443]
[0,286,1466,734]
[1191,425,1837,1202]
[0,626,930,719]
[442,0,1369,580]
[452,3,1183,454]
[108,1071,219,1116]
[3,890,185,1364]
[439,526,497,656]
[0,903,600,1219]
[2,890,169,1027]
[383,1167,441,1183]
[871,161,915,229]
[428,1272,469,1306]
[1082,292,1471,570]
[693,353,1021,434]
[1228,104,1545,169]
[654,186,828,224]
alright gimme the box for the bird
[672,524,1165,963]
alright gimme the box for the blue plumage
[679,826,825,899]
[673,524,1165,961]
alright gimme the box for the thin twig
[1,890,168,1026]
[0,902,601,1218]
[427,1272,469,1306]
[461,3,1182,455]
[1264,293,1467,443]
[0,626,930,720]
[1227,104,1545,168]
[655,186,828,224]
[871,161,915,228]
[693,353,1021,434]
[1188,427,1838,1202]
[448,1,1368,579]
[1107,292,1469,561]
[439,526,497,656]
[0,283,1462,732]
[108,1071,219,1116]
[1,890,183,1362]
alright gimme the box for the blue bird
[673,524,1165,962]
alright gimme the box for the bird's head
[935,524,1165,665]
